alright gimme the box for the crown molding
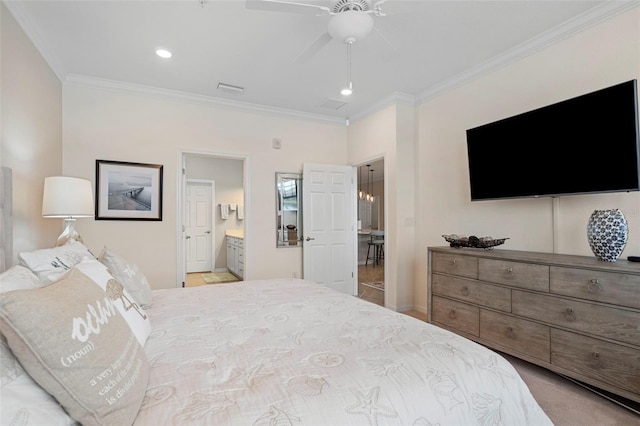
[3,0,67,81]
[64,74,345,125]
[416,1,640,104]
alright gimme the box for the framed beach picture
[95,160,163,220]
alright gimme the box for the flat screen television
[466,79,640,201]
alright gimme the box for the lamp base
[55,218,84,247]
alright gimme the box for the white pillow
[98,247,152,308]
[1,340,77,426]
[0,265,43,293]
[18,240,94,284]
[75,259,151,346]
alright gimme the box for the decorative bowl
[442,234,509,249]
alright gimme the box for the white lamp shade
[42,176,94,218]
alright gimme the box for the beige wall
[413,7,640,313]
[348,103,417,312]
[1,4,62,261]
[62,83,347,288]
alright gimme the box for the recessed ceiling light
[156,49,172,59]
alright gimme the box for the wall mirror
[276,172,302,248]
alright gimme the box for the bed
[0,168,552,425]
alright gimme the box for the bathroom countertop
[226,229,244,239]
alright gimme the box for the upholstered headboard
[0,167,13,273]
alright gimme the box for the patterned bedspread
[133,279,552,425]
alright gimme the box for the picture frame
[95,159,163,221]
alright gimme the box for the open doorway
[177,151,247,288]
[355,158,385,306]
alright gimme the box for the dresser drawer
[432,296,479,337]
[513,290,640,346]
[551,328,640,396]
[431,252,478,279]
[480,310,550,362]
[479,258,549,292]
[551,266,640,310]
[432,274,511,312]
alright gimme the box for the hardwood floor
[356,262,429,322]
[357,263,385,306]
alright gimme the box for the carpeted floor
[502,353,639,425]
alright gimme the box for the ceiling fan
[245,0,390,63]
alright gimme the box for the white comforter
[134,279,552,425]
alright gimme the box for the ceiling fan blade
[293,32,333,64]
[245,0,331,15]
[372,26,397,55]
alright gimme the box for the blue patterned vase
[586,209,628,262]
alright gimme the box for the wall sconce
[42,176,94,246]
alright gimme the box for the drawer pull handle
[506,327,516,338]
[450,259,457,266]
[506,267,514,273]
[590,352,603,368]
[587,279,602,294]
[449,308,457,319]
[461,286,470,296]
[564,307,576,322]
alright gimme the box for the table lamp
[42,176,94,246]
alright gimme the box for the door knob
[305,237,315,241]
[205,231,211,234]
[185,236,191,239]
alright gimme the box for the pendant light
[358,166,364,200]
[366,165,373,203]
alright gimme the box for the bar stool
[366,230,385,266]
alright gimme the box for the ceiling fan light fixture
[328,10,374,44]
[341,82,353,96]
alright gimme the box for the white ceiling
[6,0,630,123]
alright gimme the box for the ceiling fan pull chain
[347,41,352,88]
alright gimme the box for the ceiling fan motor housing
[331,0,370,13]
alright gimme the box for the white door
[302,163,357,295]
[186,180,214,273]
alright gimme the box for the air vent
[319,98,348,110]
[332,0,369,13]
[217,82,244,94]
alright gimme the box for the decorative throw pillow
[1,340,77,426]
[0,267,75,424]
[0,265,43,293]
[98,247,152,308]
[18,239,94,284]
[0,268,149,426]
[75,259,151,346]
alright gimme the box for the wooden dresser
[427,246,640,403]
